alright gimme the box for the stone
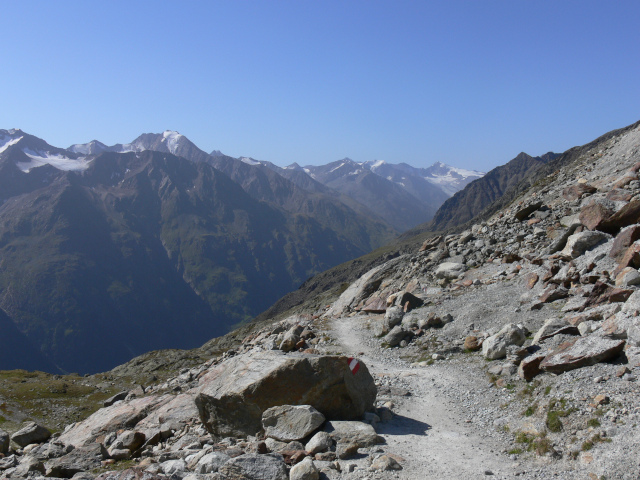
[524,272,539,289]
[613,242,640,277]
[44,443,103,478]
[262,405,325,442]
[463,336,481,351]
[290,457,319,480]
[561,231,609,258]
[305,431,333,455]
[12,455,45,477]
[94,468,166,480]
[324,421,381,447]
[615,267,640,287]
[113,430,145,452]
[370,454,403,471]
[593,394,610,406]
[195,351,376,438]
[395,291,424,311]
[280,325,304,352]
[134,393,199,448]
[609,225,640,260]
[606,189,633,202]
[579,202,615,231]
[385,325,409,347]
[538,286,570,304]
[482,324,527,360]
[194,451,231,474]
[10,422,51,447]
[600,200,640,233]
[515,201,543,221]
[103,391,128,408]
[218,453,288,480]
[532,318,579,344]
[58,395,170,448]
[361,296,387,313]
[336,442,359,459]
[435,262,467,280]
[518,353,547,381]
[160,459,187,475]
[540,335,626,374]
[383,306,404,331]
[0,429,9,455]
[563,184,597,201]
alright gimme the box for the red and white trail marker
[347,357,360,375]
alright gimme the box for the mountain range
[0,128,480,374]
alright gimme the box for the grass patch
[544,386,552,395]
[546,398,576,432]
[524,404,537,417]
[508,448,523,455]
[587,418,601,428]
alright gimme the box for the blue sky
[2,1,639,172]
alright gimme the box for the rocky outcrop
[539,335,626,374]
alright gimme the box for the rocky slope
[1,119,640,479]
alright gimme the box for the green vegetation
[546,398,576,432]
[587,418,601,428]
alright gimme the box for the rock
[600,199,640,233]
[160,459,187,475]
[290,457,320,480]
[195,351,376,438]
[563,184,597,201]
[383,306,404,331]
[370,454,403,471]
[579,201,615,231]
[532,318,579,344]
[395,291,424,311]
[94,468,166,480]
[10,422,51,447]
[280,325,304,352]
[107,447,131,460]
[134,393,199,448]
[12,455,45,477]
[336,442,359,459]
[613,242,640,277]
[540,335,626,374]
[582,282,634,310]
[361,296,386,313]
[384,325,409,347]
[58,395,170,448]
[615,267,640,287]
[464,336,481,351]
[45,443,103,478]
[607,189,633,202]
[593,394,610,406]
[218,453,288,480]
[518,352,547,381]
[515,201,543,221]
[103,391,128,408]
[435,262,467,280]
[305,431,333,455]
[538,286,570,304]
[0,429,9,455]
[609,225,640,260]
[262,405,325,442]
[561,231,610,258]
[482,324,527,360]
[324,421,381,447]
[524,272,539,289]
[194,451,231,474]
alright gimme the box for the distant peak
[210,149,225,157]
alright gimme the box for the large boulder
[324,420,381,447]
[195,351,376,438]
[133,393,198,448]
[482,324,527,360]
[10,422,51,447]
[540,335,626,374]
[44,443,103,478]
[262,405,325,442]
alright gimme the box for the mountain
[421,151,560,233]
[0,130,395,374]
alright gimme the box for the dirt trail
[330,314,519,479]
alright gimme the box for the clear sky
[2,1,639,172]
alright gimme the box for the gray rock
[262,404,325,442]
[324,420,381,447]
[482,323,527,360]
[435,262,467,280]
[12,455,45,477]
[103,391,128,407]
[561,230,610,258]
[370,454,403,471]
[305,431,333,454]
[540,334,626,373]
[384,325,408,347]
[11,422,51,447]
[290,457,320,480]
[384,306,404,331]
[218,453,288,480]
[161,459,187,475]
[44,443,102,478]
[195,451,231,474]
[195,350,376,438]
[280,325,304,352]
[532,318,573,344]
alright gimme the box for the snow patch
[240,157,260,166]
[0,135,23,154]
[161,131,183,154]
[329,162,346,173]
[369,160,386,171]
[18,148,91,173]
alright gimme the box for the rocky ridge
[2,120,640,479]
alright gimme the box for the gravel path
[329,314,519,479]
